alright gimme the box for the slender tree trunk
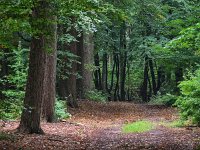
[76,35,84,98]
[147,71,152,100]
[108,54,116,100]
[120,52,127,101]
[94,53,102,90]
[149,58,157,95]
[175,67,183,93]
[102,53,108,92]
[114,54,120,101]
[156,66,165,92]
[141,56,149,102]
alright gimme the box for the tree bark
[65,25,78,108]
[141,56,149,102]
[77,32,94,98]
[18,0,56,133]
[94,53,102,90]
[42,16,57,122]
[102,53,108,92]
[114,54,120,101]
[149,58,157,95]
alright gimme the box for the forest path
[1,100,200,150]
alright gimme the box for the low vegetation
[122,120,155,133]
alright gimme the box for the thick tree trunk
[42,16,57,122]
[18,0,55,133]
[65,26,78,108]
[77,32,94,98]
[18,36,47,134]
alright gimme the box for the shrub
[176,69,200,126]
[149,93,177,106]
[55,100,71,120]
[85,90,107,103]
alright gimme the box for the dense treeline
[0,0,200,133]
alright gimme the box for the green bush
[0,44,27,120]
[176,69,200,126]
[85,90,107,103]
[55,100,71,120]
[149,93,177,106]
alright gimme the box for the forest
[0,0,200,149]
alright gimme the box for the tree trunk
[119,52,127,101]
[114,54,120,101]
[175,67,183,93]
[149,58,157,95]
[102,53,108,92]
[18,0,55,133]
[141,56,149,102]
[94,53,102,90]
[77,32,94,98]
[65,25,78,108]
[108,53,116,100]
[42,16,57,122]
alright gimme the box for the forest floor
[0,100,200,150]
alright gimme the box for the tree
[18,0,57,133]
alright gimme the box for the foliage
[176,69,200,126]
[149,93,177,106]
[55,100,71,120]
[122,120,155,133]
[0,43,28,120]
[0,99,22,120]
[86,90,107,103]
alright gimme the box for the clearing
[0,100,200,150]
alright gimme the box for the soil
[0,100,200,150]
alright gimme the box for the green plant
[0,43,28,120]
[176,69,200,126]
[85,90,107,103]
[149,93,177,106]
[122,120,155,133]
[55,100,71,120]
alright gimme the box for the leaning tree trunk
[149,58,157,95]
[18,0,55,134]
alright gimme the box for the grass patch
[158,120,185,128]
[122,120,155,133]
